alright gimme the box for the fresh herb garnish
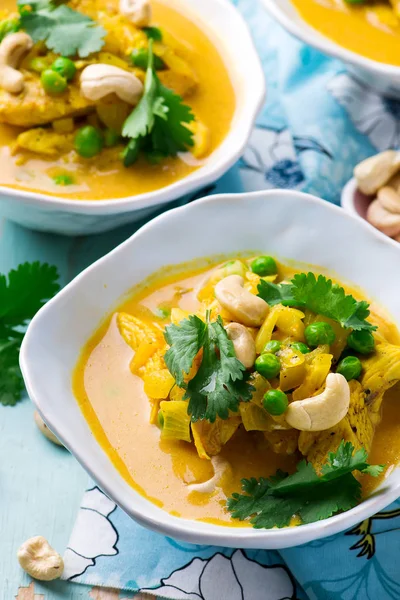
[143,26,163,42]
[227,441,384,528]
[258,273,376,332]
[164,314,253,422]
[0,262,60,406]
[18,0,106,58]
[122,42,194,166]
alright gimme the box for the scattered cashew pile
[355,150,400,241]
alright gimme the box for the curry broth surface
[0,0,235,200]
[74,260,400,525]
[291,0,400,66]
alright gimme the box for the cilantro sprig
[258,272,376,332]
[0,262,60,406]
[18,0,106,58]
[122,42,194,166]
[164,314,253,422]
[227,441,384,529]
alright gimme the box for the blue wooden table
[0,216,147,600]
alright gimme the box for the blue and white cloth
[63,1,400,598]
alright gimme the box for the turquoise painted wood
[0,216,146,599]
[0,168,242,599]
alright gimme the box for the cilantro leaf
[0,340,24,406]
[0,262,60,326]
[20,1,106,58]
[227,441,384,528]
[257,272,376,332]
[257,280,297,307]
[122,42,194,164]
[164,315,207,388]
[0,262,60,406]
[164,315,253,423]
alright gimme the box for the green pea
[131,48,165,70]
[53,174,74,186]
[305,322,336,347]
[263,340,282,354]
[157,410,164,429]
[263,389,288,416]
[41,69,68,95]
[143,26,163,41]
[255,353,281,379]
[104,129,121,148]
[0,18,20,43]
[30,57,50,73]
[74,126,104,159]
[336,356,362,381]
[51,57,76,82]
[251,256,278,277]
[347,330,375,355]
[291,342,310,354]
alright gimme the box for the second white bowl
[261,0,400,98]
[0,0,265,236]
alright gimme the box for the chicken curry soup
[0,0,235,200]
[291,0,400,66]
[74,257,400,528]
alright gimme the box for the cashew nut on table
[17,536,64,581]
[0,32,33,93]
[354,151,400,241]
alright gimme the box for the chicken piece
[298,379,382,473]
[191,416,241,458]
[264,429,299,455]
[0,75,94,128]
[12,128,74,156]
[360,342,400,404]
[117,312,162,350]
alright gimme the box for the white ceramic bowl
[261,0,400,97]
[20,189,400,549]
[0,0,265,236]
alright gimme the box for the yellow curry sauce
[0,0,235,200]
[73,259,400,525]
[291,0,400,66]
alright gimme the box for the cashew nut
[120,0,152,27]
[367,196,400,237]
[17,536,64,581]
[34,411,63,446]
[0,32,33,94]
[354,150,400,195]
[377,186,400,214]
[80,64,143,105]
[187,456,230,494]
[225,322,256,368]
[215,275,268,327]
[285,373,350,432]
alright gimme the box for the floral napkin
[63,0,400,598]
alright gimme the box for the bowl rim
[20,189,400,549]
[261,0,400,77]
[0,0,265,215]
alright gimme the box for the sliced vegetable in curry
[0,0,235,199]
[74,257,400,528]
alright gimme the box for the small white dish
[261,0,400,97]
[21,189,400,549]
[0,0,265,236]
